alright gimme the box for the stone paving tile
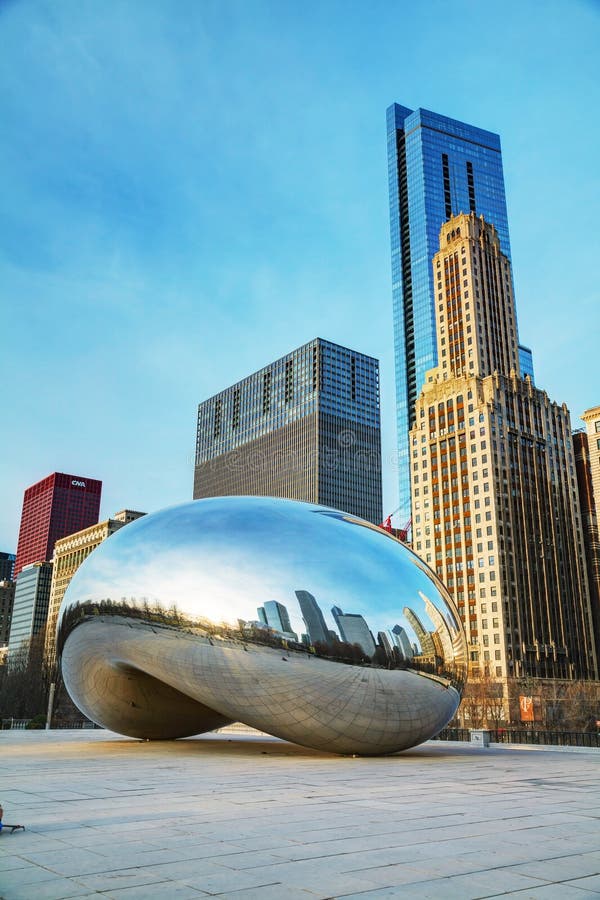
[82,838,171,855]
[101,881,210,898]
[564,874,600,892]
[129,858,228,882]
[337,862,427,886]
[1,730,600,898]
[0,876,97,900]
[218,884,320,898]
[70,867,183,892]
[178,868,300,894]
[503,854,600,883]
[444,847,565,871]
[495,886,599,898]
[15,846,112,877]
[336,891,440,899]
[351,854,493,880]
[0,853,39,872]
[210,848,300,870]
[0,864,71,889]
[338,870,547,899]
[2,892,103,900]
[362,866,547,893]
[1,833,73,853]
[267,871,392,898]
[225,835,298,852]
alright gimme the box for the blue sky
[1,0,599,550]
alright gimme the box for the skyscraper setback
[14,473,102,578]
[410,213,596,681]
[387,103,514,517]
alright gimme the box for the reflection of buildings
[422,592,466,669]
[296,590,330,645]
[391,624,413,660]
[331,606,376,657]
[44,510,146,666]
[193,338,383,524]
[403,606,436,660]
[15,472,102,578]
[377,630,394,661]
[410,213,597,681]
[257,600,298,641]
[7,562,53,664]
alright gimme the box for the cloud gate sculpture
[57,497,467,755]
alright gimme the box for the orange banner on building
[519,695,535,722]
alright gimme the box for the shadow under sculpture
[57,496,467,755]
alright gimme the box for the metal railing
[2,718,100,730]
[433,726,600,748]
[3,718,598,748]
[433,727,470,742]
[489,728,600,748]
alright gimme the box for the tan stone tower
[410,213,597,683]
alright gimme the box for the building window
[466,160,476,213]
[263,371,272,414]
[285,360,294,405]
[213,399,222,439]
[442,153,452,220]
[232,389,240,430]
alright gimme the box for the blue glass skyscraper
[518,344,535,384]
[387,104,512,517]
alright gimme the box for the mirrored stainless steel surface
[57,496,467,754]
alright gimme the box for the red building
[14,473,102,578]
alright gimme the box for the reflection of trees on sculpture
[57,597,466,690]
[72,574,466,685]
[312,639,370,665]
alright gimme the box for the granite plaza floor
[1,730,599,900]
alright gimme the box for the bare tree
[0,634,51,720]
[508,677,600,731]
[459,672,506,728]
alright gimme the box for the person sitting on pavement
[0,803,25,834]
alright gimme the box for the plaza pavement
[1,729,599,900]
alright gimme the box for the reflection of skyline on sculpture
[257,600,297,641]
[332,605,376,656]
[57,497,467,754]
[58,497,466,679]
[61,498,455,635]
[296,590,330,645]
[248,587,464,670]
